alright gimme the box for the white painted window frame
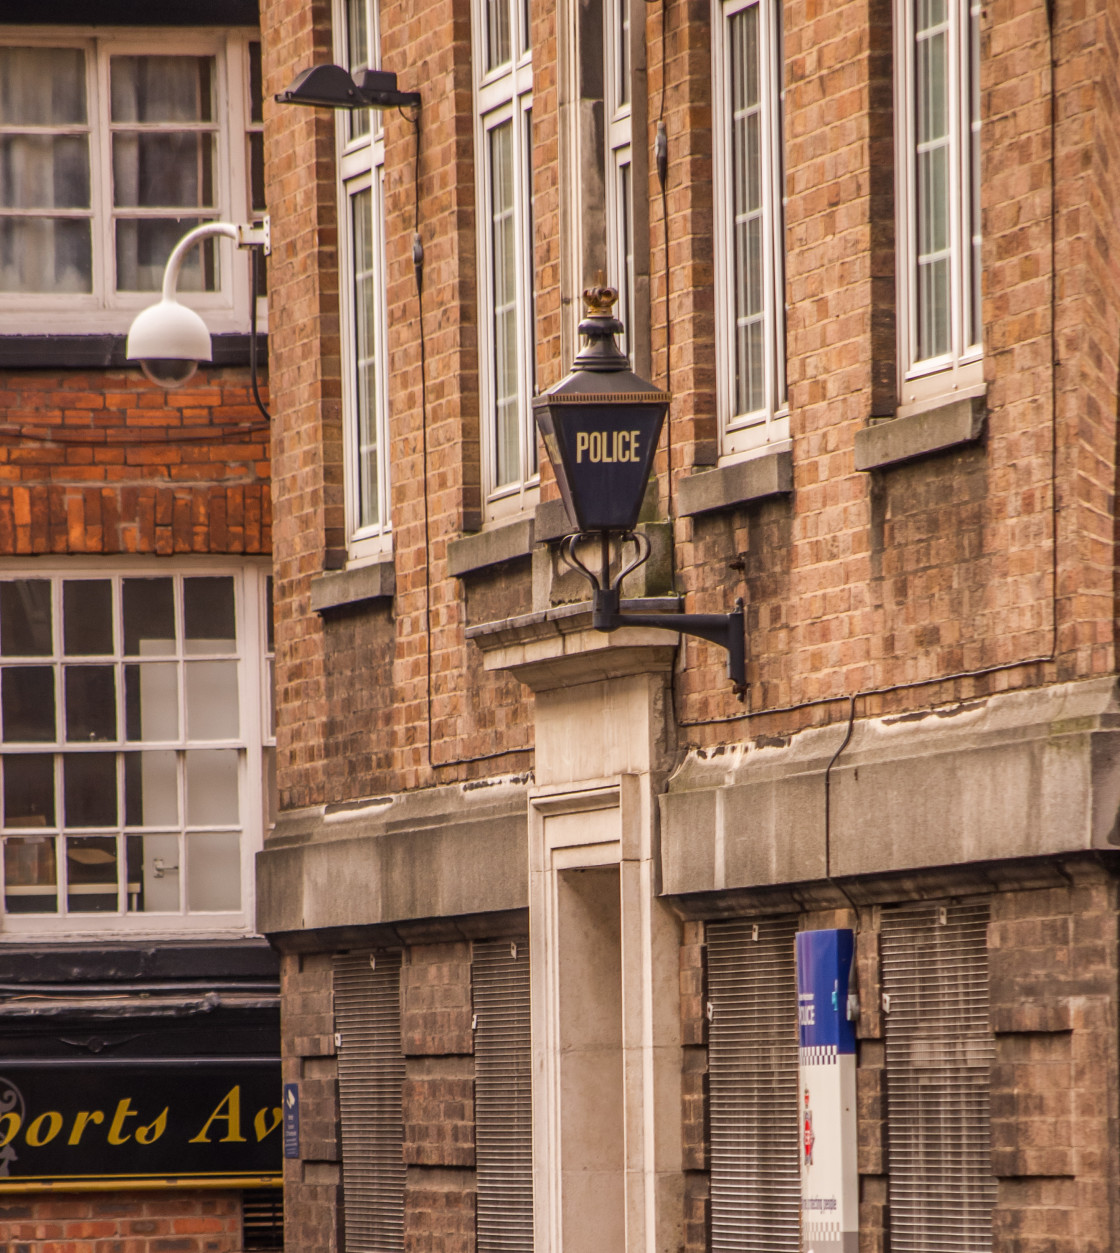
[711,0,788,460]
[0,26,261,337]
[335,0,392,557]
[0,556,272,941]
[894,0,982,412]
[472,0,538,521]
[605,0,634,363]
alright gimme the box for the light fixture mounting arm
[559,530,747,699]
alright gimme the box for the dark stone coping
[0,0,257,24]
[0,333,264,371]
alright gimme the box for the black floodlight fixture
[534,286,747,698]
[276,64,420,111]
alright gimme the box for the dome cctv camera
[139,358,201,388]
[125,297,213,390]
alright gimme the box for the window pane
[64,665,117,742]
[486,0,512,70]
[0,48,87,125]
[0,581,52,656]
[352,187,381,529]
[122,578,175,655]
[617,0,631,107]
[125,663,179,741]
[186,830,241,911]
[126,831,180,911]
[63,752,117,827]
[185,749,239,825]
[112,133,215,210]
[124,750,179,827]
[115,218,216,293]
[4,754,55,828]
[345,0,372,141]
[66,834,117,912]
[3,835,57,913]
[110,56,214,124]
[0,136,90,210]
[490,121,519,487]
[729,5,767,417]
[184,577,237,653]
[63,580,113,655]
[0,218,92,294]
[2,668,55,742]
[249,42,264,125]
[249,131,267,214]
[185,661,240,739]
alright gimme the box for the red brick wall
[0,367,270,555]
[0,1190,244,1253]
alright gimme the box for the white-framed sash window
[0,560,273,938]
[0,28,263,335]
[895,0,982,409]
[474,0,538,519]
[336,0,392,555]
[712,0,787,458]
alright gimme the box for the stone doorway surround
[468,600,686,1253]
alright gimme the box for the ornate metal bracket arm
[560,531,747,700]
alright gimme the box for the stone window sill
[855,391,986,471]
[677,446,793,517]
[447,516,535,577]
[310,557,395,613]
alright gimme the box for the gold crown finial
[583,282,618,315]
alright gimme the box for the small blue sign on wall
[282,1083,300,1159]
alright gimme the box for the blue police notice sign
[796,927,856,1054]
[795,929,858,1253]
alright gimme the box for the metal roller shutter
[472,938,534,1253]
[333,950,406,1253]
[881,900,996,1253]
[707,917,801,1253]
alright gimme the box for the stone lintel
[466,598,681,691]
[256,778,530,939]
[661,677,1120,896]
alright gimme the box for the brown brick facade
[0,1191,244,1253]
